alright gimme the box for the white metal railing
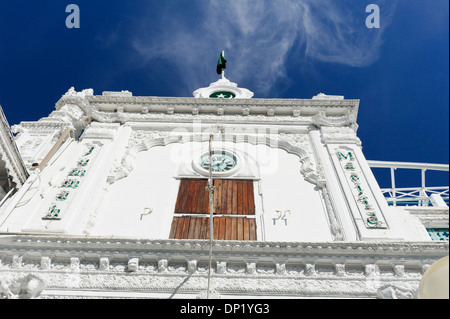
[367,160,449,207]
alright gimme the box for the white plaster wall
[0,138,78,232]
[258,147,332,242]
[90,144,180,239]
[390,207,433,241]
[90,140,331,242]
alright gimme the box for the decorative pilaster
[320,184,345,241]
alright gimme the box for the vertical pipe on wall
[207,133,214,299]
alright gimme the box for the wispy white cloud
[301,0,397,67]
[130,0,397,96]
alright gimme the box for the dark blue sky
[0,0,448,187]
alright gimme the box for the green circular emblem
[209,91,235,99]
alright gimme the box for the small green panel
[427,228,449,241]
[209,91,235,99]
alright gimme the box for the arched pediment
[107,130,319,186]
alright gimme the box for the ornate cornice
[320,126,361,145]
[54,88,359,127]
[80,122,120,140]
[0,235,447,298]
[11,120,72,135]
[3,235,446,256]
[405,207,449,228]
[84,95,359,110]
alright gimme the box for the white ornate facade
[0,78,448,299]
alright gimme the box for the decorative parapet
[405,207,449,229]
[0,235,447,298]
[54,88,360,128]
[313,93,344,100]
[11,120,72,136]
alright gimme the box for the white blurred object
[418,255,449,299]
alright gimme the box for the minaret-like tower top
[193,77,254,99]
[193,51,254,99]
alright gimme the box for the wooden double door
[169,179,257,241]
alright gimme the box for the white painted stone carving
[12,255,22,269]
[128,258,139,272]
[365,264,379,277]
[0,275,15,299]
[305,263,316,276]
[102,90,132,97]
[187,259,197,274]
[394,265,405,277]
[158,259,168,273]
[407,207,449,229]
[80,122,120,140]
[70,258,80,271]
[335,264,346,277]
[276,262,286,275]
[321,126,361,144]
[320,186,345,241]
[0,236,446,298]
[246,262,256,275]
[53,87,359,130]
[0,274,45,299]
[377,285,416,299]
[99,258,110,271]
[312,93,344,100]
[193,77,254,99]
[276,133,319,185]
[64,87,94,98]
[312,110,358,131]
[216,261,227,274]
[40,257,51,270]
